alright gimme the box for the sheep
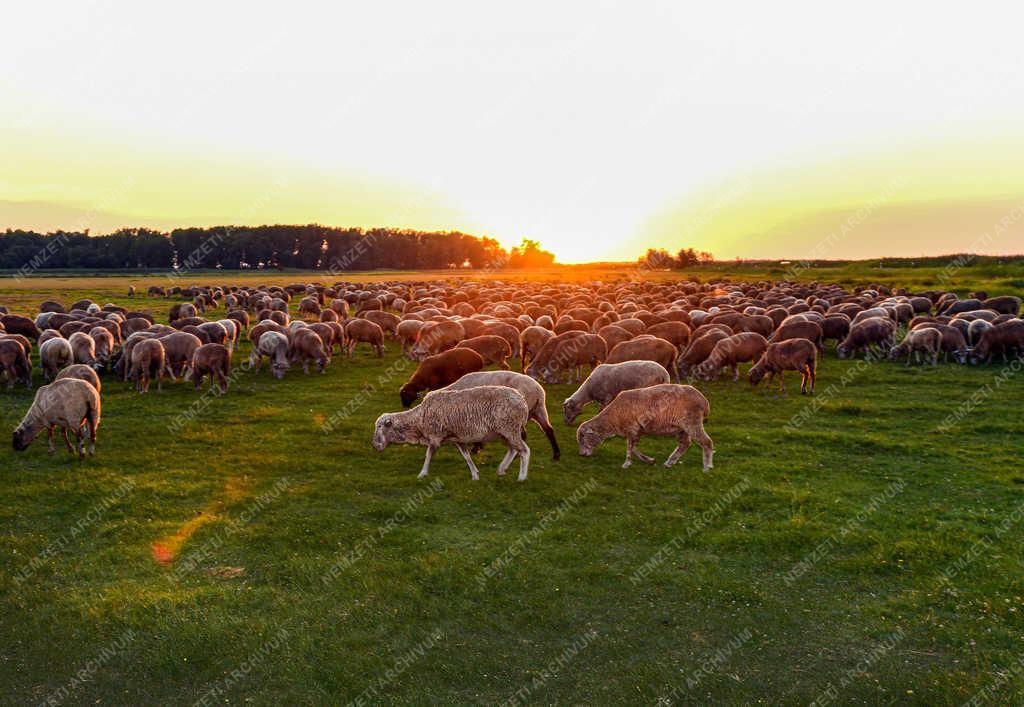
[525,331,583,380]
[606,337,678,380]
[329,298,351,319]
[983,296,1021,316]
[444,370,560,460]
[160,331,203,379]
[677,329,730,379]
[250,331,291,379]
[373,385,532,481]
[298,296,322,320]
[563,360,670,424]
[519,325,554,373]
[0,338,32,388]
[836,317,897,360]
[912,323,969,364]
[345,318,385,357]
[889,327,941,365]
[12,378,101,457]
[576,383,713,470]
[456,335,513,369]
[190,343,232,392]
[645,321,692,351]
[362,310,401,338]
[55,363,102,392]
[967,318,993,347]
[39,337,74,380]
[768,320,824,351]
[480,321,523,360]
[397,319,426,356]
[0,314,41,340]
[692,332,769,382]
[970,319,1024,364]
[290,327,330,374]
[534,333,607,384]
[67,331,98,368]
[410,320,465,360]
[749,339,818,393]
[88,327,116,367]
[127,286,136,297]
[399,348,485,407]
[130,338,166,392]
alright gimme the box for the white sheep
[563,360,670,425]
[39,337,73,380]
[373,385,531,481]
[442,370,560,460]
[250,331,290,378]
[13,378,101,457]
[576,383,713,470]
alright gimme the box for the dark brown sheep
[130,338,166,392]
[749,339,817,394]
[837,317,897,359]
[970,319,1024,364]
[0,338,32,388]
[289,328,330,374]
[190,343,232,392]
[0,315,41,341]
[399,348,485,407]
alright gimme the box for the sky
[2,1,1024,262]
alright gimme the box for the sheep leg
[731,363,739,382]
[495,447,517,477]
[76,424,86,458]
[695,427,715,471]
[515,441,530,482]
[664,432,691,467]
[47,426,56,454]
[417,445,437,479]
[626,437,655,465]
[455,444,482,481]
[62,427,74,454]
[779,374,786,394]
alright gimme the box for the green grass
[1,271,1023,705]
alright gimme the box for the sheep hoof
[416,471,428,479]
[621,460,632,469]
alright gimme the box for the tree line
[0,226,556,271]
[639,247,716,269]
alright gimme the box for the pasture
[1,268,1023,705]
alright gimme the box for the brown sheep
[0,314,41,340]
[362,310,401,338]
[55,363,101,392]
[768,320,824,351]
[160,331,203,379]
[290,328,330,374]
[345,318,385,357]
[645,321,692,352]
[298,296,322,320]
[836,317,897,360]
[749,339,817,394]
[410,320,464,360]
[39,337,73,380]
[480,321,523,360]
[677,329,730,379]
[191,343,232,392]
[130,338,166,392]
[983,296,1021,316]
[596,324,633,353]
[397,319,426,356]
[889,327,941,365]
[576,383,713,470]
[911,323,969,364]
[89,327,116,366]
[970,319,1024,364]
[13,378,101,457]
[0,338,32,388]
[399,348,485,407]
[605,337,677,380]
[456,335,513,369]
[694,332,769,382]
[533,333,607,385]
[519,325,554,373]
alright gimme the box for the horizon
[4,2,1024,262]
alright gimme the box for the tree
[640,248,674,269]
[508,239,555,268]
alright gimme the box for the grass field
[1,267,1023,705]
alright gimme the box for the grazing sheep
[130,338,166,392]
[606,337,678,380]
[456,335,513,369]
[445,370,560,460]
[576,383,713,470]
[362,310,401,338]
[410,320,465,360]
[596,324,633,354]
[68,331,98,368]
[345,318,385,358]
[967,318,993,347]
[534,333,607,384]
[913,323,969,364]
[749,339,818,393]
[191,343,232,392]
[39,337,74,380]
[127,286,135,297]
[693,332,769,382]
[889,327,941,365]
[160,331,203,379]
[373,385,532,481]
[480,321,523,360]
[298,296,322,320]
[836,317,897,360]
[0,338,32,388]
[88,327,116,367]
[519,325,554,373]
[399,348,485,407]
[768,320,824,351]
[970,319,1024,364]
[12,378,101,457]
[250,331,291,379]
[56,364,101,392]
[677,329,730,379]
[563,360,670,424]
[0,314,41,341]
[397,319,426,356]
[290,327,330,374]
[645,321,692,351]
[983,296,1021,316]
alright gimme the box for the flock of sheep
[1,279,1021,480]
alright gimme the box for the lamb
[749,339,817,393]
[0,338,32,388]
[444,370,560,460]
[68,331,98,367]
[130,338,166,392]
[373,385,532,481]
[55,363,102,392]
[399,348,485,407]
[605,337,678,380]
[836,317,897,360]
[12,378,101,457]
[39,337,74,380]
[250,331,291,379]
[289,327,330,374]
[190,343,232,392]
[345,318,385,358]
[563,360,670,424]
[576,383,713,470]
[456,335,513,369]
[889,327,941,365]
[692,332,769,382]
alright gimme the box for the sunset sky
[3,2,1024,262]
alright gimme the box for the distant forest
[0,226,556,271]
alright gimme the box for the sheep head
[576,421,605,457]
[563,397,583,426]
